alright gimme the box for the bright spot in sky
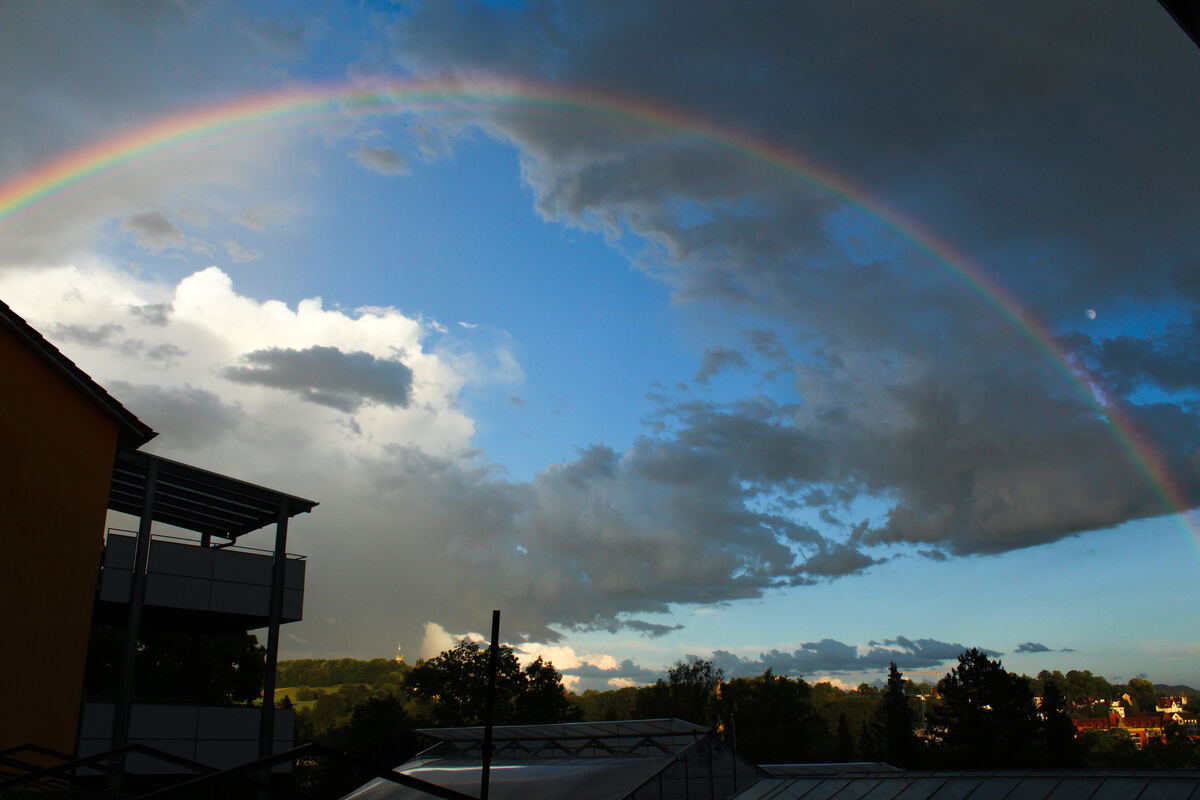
[1086,308,1097,320]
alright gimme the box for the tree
[715,670,827,763]
[1040,679,1081,767]
[514,656,578,724]
[1079,728,1139,768]
[927,649,1041,768]
[836,713,856,761]
[83,625,265,704]
[405,639,577,726]
[635,658,724,726]
[873,662,918,767]
[1124,678,1158,712]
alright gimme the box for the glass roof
[731,772,1200,800]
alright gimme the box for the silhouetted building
[0,299,317,773]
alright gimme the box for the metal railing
[0,741,477,799]
[105,528,307,561]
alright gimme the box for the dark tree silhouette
[635,658,723,726]
[405,638,577,726]
[874,662,918,767]
[715,670,827,763]
[83,625,265,704]
[836,712,856,761]
[927,649,1040,768]
[1040,679,1081,767]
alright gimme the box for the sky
[4,1,1200,692]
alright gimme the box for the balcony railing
[77,702,293,774]
[94,530,305,632]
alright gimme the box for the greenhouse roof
[731,769,1200,800]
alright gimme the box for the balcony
[78,702,293,774]
[93,530,305,633]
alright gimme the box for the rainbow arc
[0,76,1191,539]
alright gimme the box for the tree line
[276,643,1200,775]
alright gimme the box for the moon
[1086,308,1097,320]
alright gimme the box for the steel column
[109,456,157,788]
[480,609,501,800]
[258,500,289,760]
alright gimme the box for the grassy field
[272,684,352,711]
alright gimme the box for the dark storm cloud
[382,0,1200,560]
[393,1,1200,306]
[120,211,185,250]
[708,635,989,678]
[299,435,841,651]
[223,345,413,412]
[1080,313,1200,396]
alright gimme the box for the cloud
[1016,642,1052,653]
[224,345,414,412]
[350,144,410,176]
[381,0,1200,559]
[107,383,243,449]
[120,212,186,250]
[620,620,685,638]
[0,2,324,266]
[128,303,170,326]
[694,346,748,384]
[47,322,124,347]
[710,636,994,678]
[223,240,262,263]
[541,635,987,690]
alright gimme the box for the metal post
[730,710,738,792]
[258,502,289,760]
[109,457,158,789]
[480,609,501,800]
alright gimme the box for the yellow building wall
[0,328,120,754]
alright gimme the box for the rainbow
[0,75,1193,538]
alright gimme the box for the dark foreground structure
[345,719,757,800]
[732,765,1200,800]
[0,298,317,779]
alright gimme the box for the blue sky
[3,1,1200,691]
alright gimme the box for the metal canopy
[108,449,318,538]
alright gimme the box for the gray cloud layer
[223,345,414,412]
[708,636,994,678]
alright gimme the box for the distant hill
[1154,684,1199,695]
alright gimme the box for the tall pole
[480,609,501,800]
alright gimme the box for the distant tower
[396,644,404,663]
